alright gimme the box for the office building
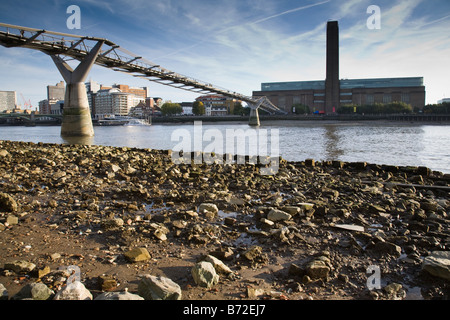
[0,90,16,112]
[94,88,136,118]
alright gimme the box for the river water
[1,120,449,174]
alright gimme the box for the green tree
[192,101,205,115]
[291,103,310,114]
[161,102,182,116]
[233,102,250,115]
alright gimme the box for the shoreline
[0,139,449,301]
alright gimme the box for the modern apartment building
[0,90,16,112]
[94,88,136,118]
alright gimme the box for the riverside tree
[192,101,205,115]
[161,102,183,116]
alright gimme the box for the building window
[366,94,374,104]
[383,94,392,104]
[401,93,410,103]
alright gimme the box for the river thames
[0,120,449,174]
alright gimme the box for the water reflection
[324,125,344,160]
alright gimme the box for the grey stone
[0,283,8,300]
[13,282,54,300]
[422,251,450,280]
[95,290,144,300]
[198,203,219,215]
[138,274,182,300]
[204,255,233,274]
[191,261,219,288]
[4,260,36,274]
[267,208,292,222]
[53,281,93,300]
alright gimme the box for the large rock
[306,256,331,280]
[4,260,36,274]
[0,193,18,212]
[95,290,144,300]
[267,209,291,222]
[53,281,93,300]
[422,251,450,280]
[191,261,219,288]
[370,241,402,258]
[204,255,233,275]
[198,203,219,215]
[138,275,182,300]
[13,282,54,300]
[124,247,151,262]
[0,283,8,300]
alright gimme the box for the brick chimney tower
[325,21,340,114]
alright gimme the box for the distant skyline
[0,0,449,109]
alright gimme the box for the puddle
[233,232,260,247]
[404,286,424,300]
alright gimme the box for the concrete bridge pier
[248,107,260,126]
[51,41,104,137]
[248,97,265,126]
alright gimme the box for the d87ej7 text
[227,304,265,316]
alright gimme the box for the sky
[0,0,449,109]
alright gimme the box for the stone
[138,275,182,300]
[6,215,19,226]
[124,247,151,263]
[306,256,331,280]
[267,208,292,222]
[102,217,124,229]
[191,261,219,288]
[370,241,402,258]
[53,281,93,300]
[297,202,315,210]
[422,251,450,280]
[0,283,8,300]
[204,255,233,274]
[98,275,118,291]
[0,193,18,212]
[0,149,9,157]
[281,206,301,216]
[198,203,219,215]
[95,290,144,300]
[242,245,263,261]
[4,260,36,274]
[25,283,54,300]
[37,266,51,278]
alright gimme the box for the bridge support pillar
[249,107,260,126]
[51,41,104,137]
[248,98,265,126]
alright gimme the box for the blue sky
[0,0,449,108]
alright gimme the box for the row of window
[275,93,411,107]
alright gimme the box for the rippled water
[0,121,449,173]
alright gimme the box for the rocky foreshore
[0,139,449,300]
